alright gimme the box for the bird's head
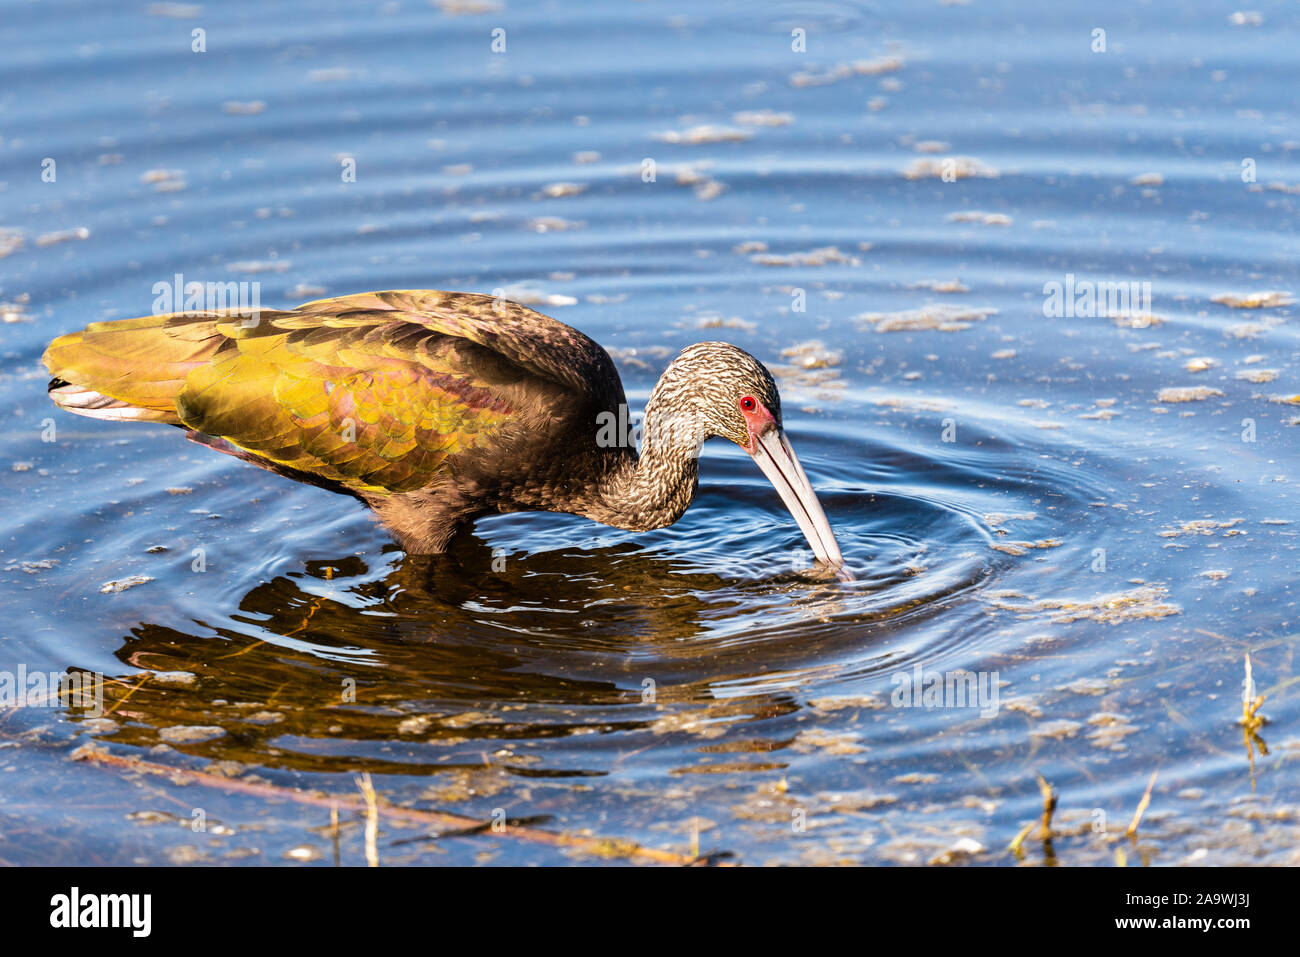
[648,342,846,575]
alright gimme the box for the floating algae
[652,125,752,145]
[1211,290,1294,308]
[946,211,1012,226]
[1156,386,1224,402]
[1157,518,1243,538]
[902,156,999,180]
[1113,312,1166,328]
[907,279,969,293]
[989,539,1063,556]
[750,246,860,267]
[986,584,1181,624]
[772,342,846,404]
[855,303,997,333]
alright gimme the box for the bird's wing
[45,290,622,495]
[291,290,622,399]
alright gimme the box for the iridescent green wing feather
[177,311,522,494]
[44,290,621,495]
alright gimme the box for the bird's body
[43,289,845,571]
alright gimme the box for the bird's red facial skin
[739,396,777,453]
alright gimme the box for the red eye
[740,396,756,412]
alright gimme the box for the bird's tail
[42,313,230,424]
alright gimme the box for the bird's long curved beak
[749,429,847,576]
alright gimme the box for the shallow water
[0,0,1297,865]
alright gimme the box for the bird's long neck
[581,382,702,533]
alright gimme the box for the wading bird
[43,290,845,574]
